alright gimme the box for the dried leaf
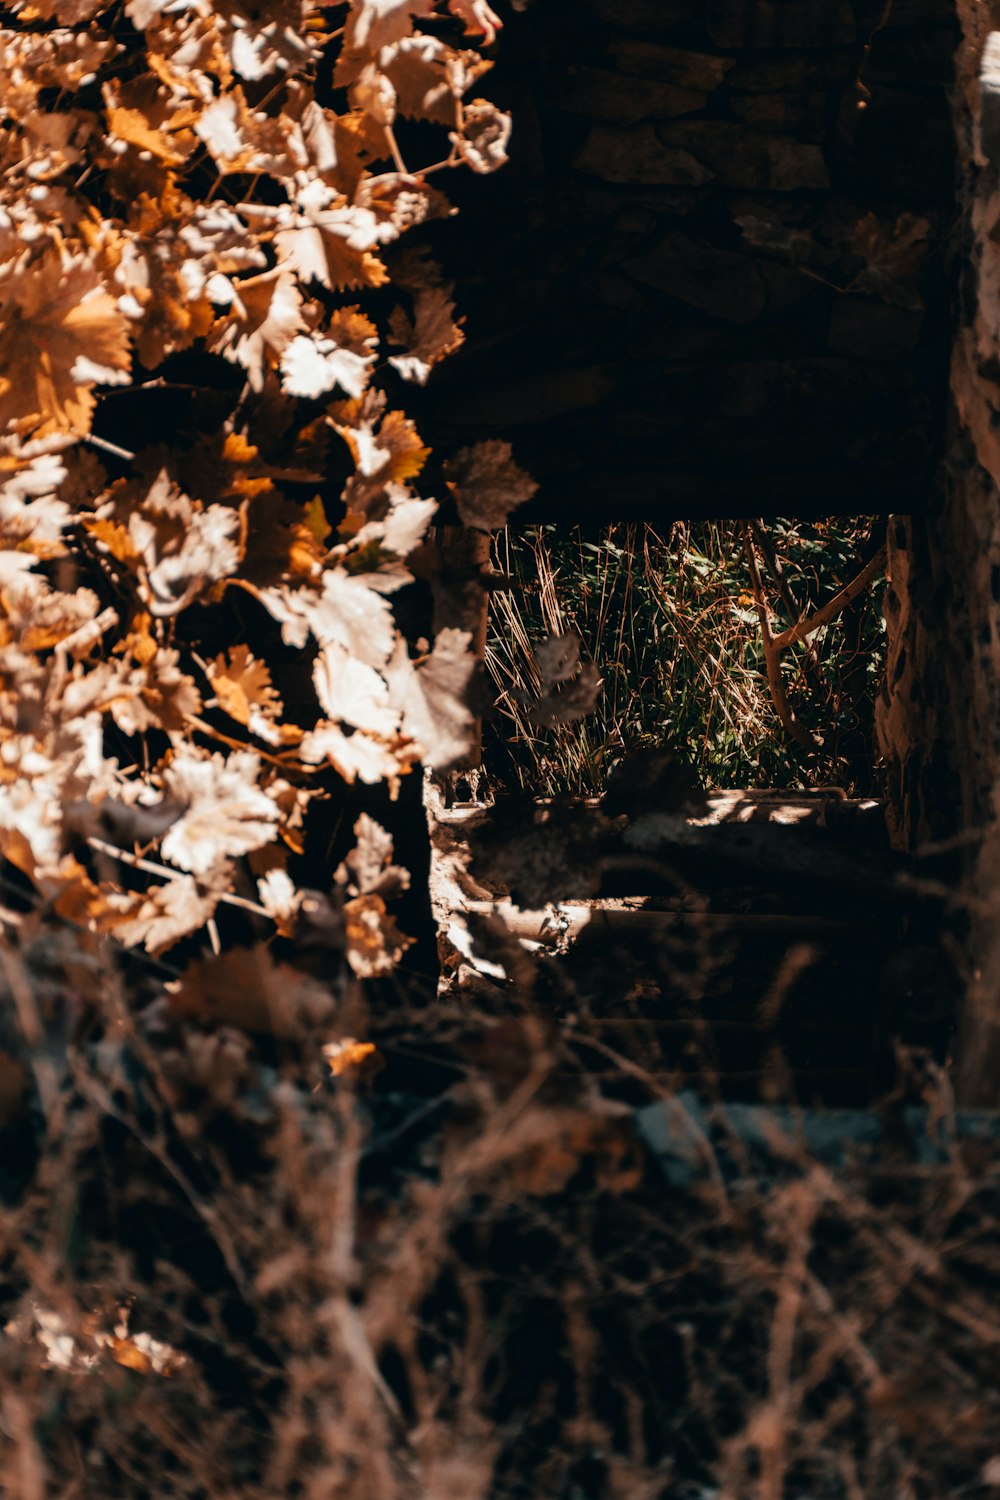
[104,874,227,954]
[280,310,378,399]
[0,249,130,437]
[385,627,478,769]
[160,747,280,877]
[388,286,464,385]
[322,1037,383,1080]
[445,439,537,530]
[344,892,412,976]
[314,643,399,736]
[529,633,603,728]
[344,811,410,896]
[449,98,511,173]
[447,0,502,42]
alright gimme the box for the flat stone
[581,0,701,31]
[864,0,953,24]
[656,122,830,189]
[708,0,856,48]
[575,123,714,185]
[550,66,706,125]
[726,55,855,92]
[441,366,617,426]
[623,235,769,324]
[730,90,827,129]
[828,296,926,359]
[606,38,736,92]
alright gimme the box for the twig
[383,124,408,175]
[740,524,820,753]
[183,712,315,772]
[749,519,826,698]
[86,836,271,919]
[771,548,886,653]
[83,433,135,462]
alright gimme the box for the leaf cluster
[0,0,530,962]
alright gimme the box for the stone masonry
[423,0,957,525]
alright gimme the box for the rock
[586,272,651,313]
[550,65,706,125]
[708,0,856,48]
[440,367,617,427]
[727,55,855,93]
[829,295,926,359]
[869,0,953,25]
[606,39,736,92]
[575,123,714,185]
[623,236,769,324]
[580,0,702,32]
[576,122,828,191]
[656,122,830,189]
[730,90,827,130]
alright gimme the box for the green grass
[484,519,886,798]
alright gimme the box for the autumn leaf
[528,633,603,729]
[449,99,511,173]
[314,643,400,736]
[280,309,378,400]
[299,719,415,788]
[213,270,305,392]
[207,645,301,746]
[106,647,203,736]
[447,0,503,42]
[322,1037,384,1081]
[272,181,392,291]
[344,811,410,896]
[103,874,228,955]
[385,627,478,769]
[344,893,412,976]
[0,249,131,437]
[388,286,464,385]
[444,438,537,530]
[159,747,281,877]
[344,0,436,53]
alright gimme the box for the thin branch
[83,433,135,462]
[749,519,804,629]
[383,124,408,175]
[771,547,886,653]
[741,525,820,753]
[750,518,827,701]
[87,836,271,919]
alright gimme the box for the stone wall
[423,0,957,524]
[877,3,1000,1102]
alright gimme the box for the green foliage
[485,519,886,797]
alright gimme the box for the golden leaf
[0,249,131,437]
[322,1038,383,1081]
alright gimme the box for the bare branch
[771,548,886,653]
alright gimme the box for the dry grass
[486,521,885,798]
[1,886,997,1500]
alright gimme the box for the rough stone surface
[581,0,702,32]
[606,39,735,91]
[656,121,831,189]
[876,0,1000,1104]
[550,66,706,125]
[575,123,715,185]
[425,0,956,526]
[623,237,769,324]
[828,297,926,359]
[708,0,857,48]
[730,90,828,129]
